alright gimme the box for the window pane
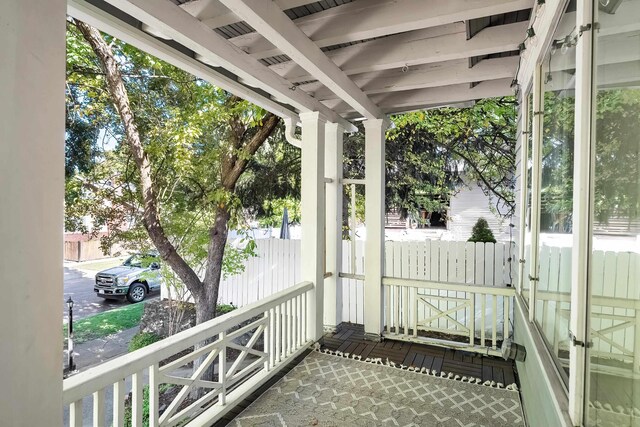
[588,0,640,425]
[534,3,576,383]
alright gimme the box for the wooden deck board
[322,323,517,385]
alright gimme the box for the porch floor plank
[322,323,517,386]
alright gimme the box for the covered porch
[2,0,639,426]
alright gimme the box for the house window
[587,0,640,424]
[534,2,577,383]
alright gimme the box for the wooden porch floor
[323,323,517,385]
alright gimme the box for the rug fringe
[588,400,640,417]
[316,346,518,391]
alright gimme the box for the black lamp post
[66,297,76,372]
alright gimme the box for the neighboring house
[385,178,512,242]
[448,180,512,242]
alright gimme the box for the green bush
[468,217,497,243]
[128,332,161,352]
[217,304,236,316]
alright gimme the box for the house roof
[69,0,534,129]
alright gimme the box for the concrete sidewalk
[65,326,139,373]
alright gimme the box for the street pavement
[63,261,159,321]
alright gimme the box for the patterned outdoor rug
[233,350,524,426]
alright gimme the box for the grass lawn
[64,303,144,344]
[77,258,125,271]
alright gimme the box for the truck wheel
[127,283,146,303]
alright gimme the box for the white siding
[448,181,512,242]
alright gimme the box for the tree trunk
[191,206,229,393]
[201,206,231,323]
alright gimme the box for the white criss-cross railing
[63,281,313,427]
[383,277,515,354]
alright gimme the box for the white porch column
[569,0,594,423]
[363,118,388,339]
[324,122,344,331]
[300,112,326,341]
[0,1,65,425]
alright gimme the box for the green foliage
[123,386,150,427]
[222,236,257,279]
[343,99,517,221]
[216,304,236,315]
[64,303,143,344]
[540,88,640,230]
[64,23,292,286]
[128,332,161,352]
[468,218,497,243]
[257,197,301,227]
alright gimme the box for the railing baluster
[393,286,399,334]
[69,399,82,427]
[93,389,104,427]
[504,296,510,341]
[492,295,498,349]
[403,286,409,335]
[132,371,144,427]
[413,287,418,337]
[303,294,308,343]
[275,304,282,363]
[112,379,125,427]
[288,298,293,355]
[468,293,475,346]
[264,310,270,371]
[385,285,391,334]
[269,307,276,368]
[282,302,288,358]
[219,331,227,406]
[481,295,486,347]
[148,364,159,427]
[294,295,299,349]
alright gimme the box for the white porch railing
[63,281,313,427]
[383,277,515,354]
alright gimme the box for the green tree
[468,218,497,243]
[343,98,517,224]
[66,20,280,337]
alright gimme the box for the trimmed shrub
[217,304,236,316]
[468,218,497,243]
[128,332,161,352]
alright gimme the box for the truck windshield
[123,254,157,268]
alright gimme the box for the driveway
[63,263,159,321]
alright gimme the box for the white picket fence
[177,238,638,359]
[217,239,515,342]
[218,239,302,308]
[526,245,640,370]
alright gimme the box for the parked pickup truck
[94,253,162,303]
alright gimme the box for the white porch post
[363,118,388,339]
[0,1,65,425]
[300,112,326,341]
[324,122,343,331]
[569,0,594,423]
